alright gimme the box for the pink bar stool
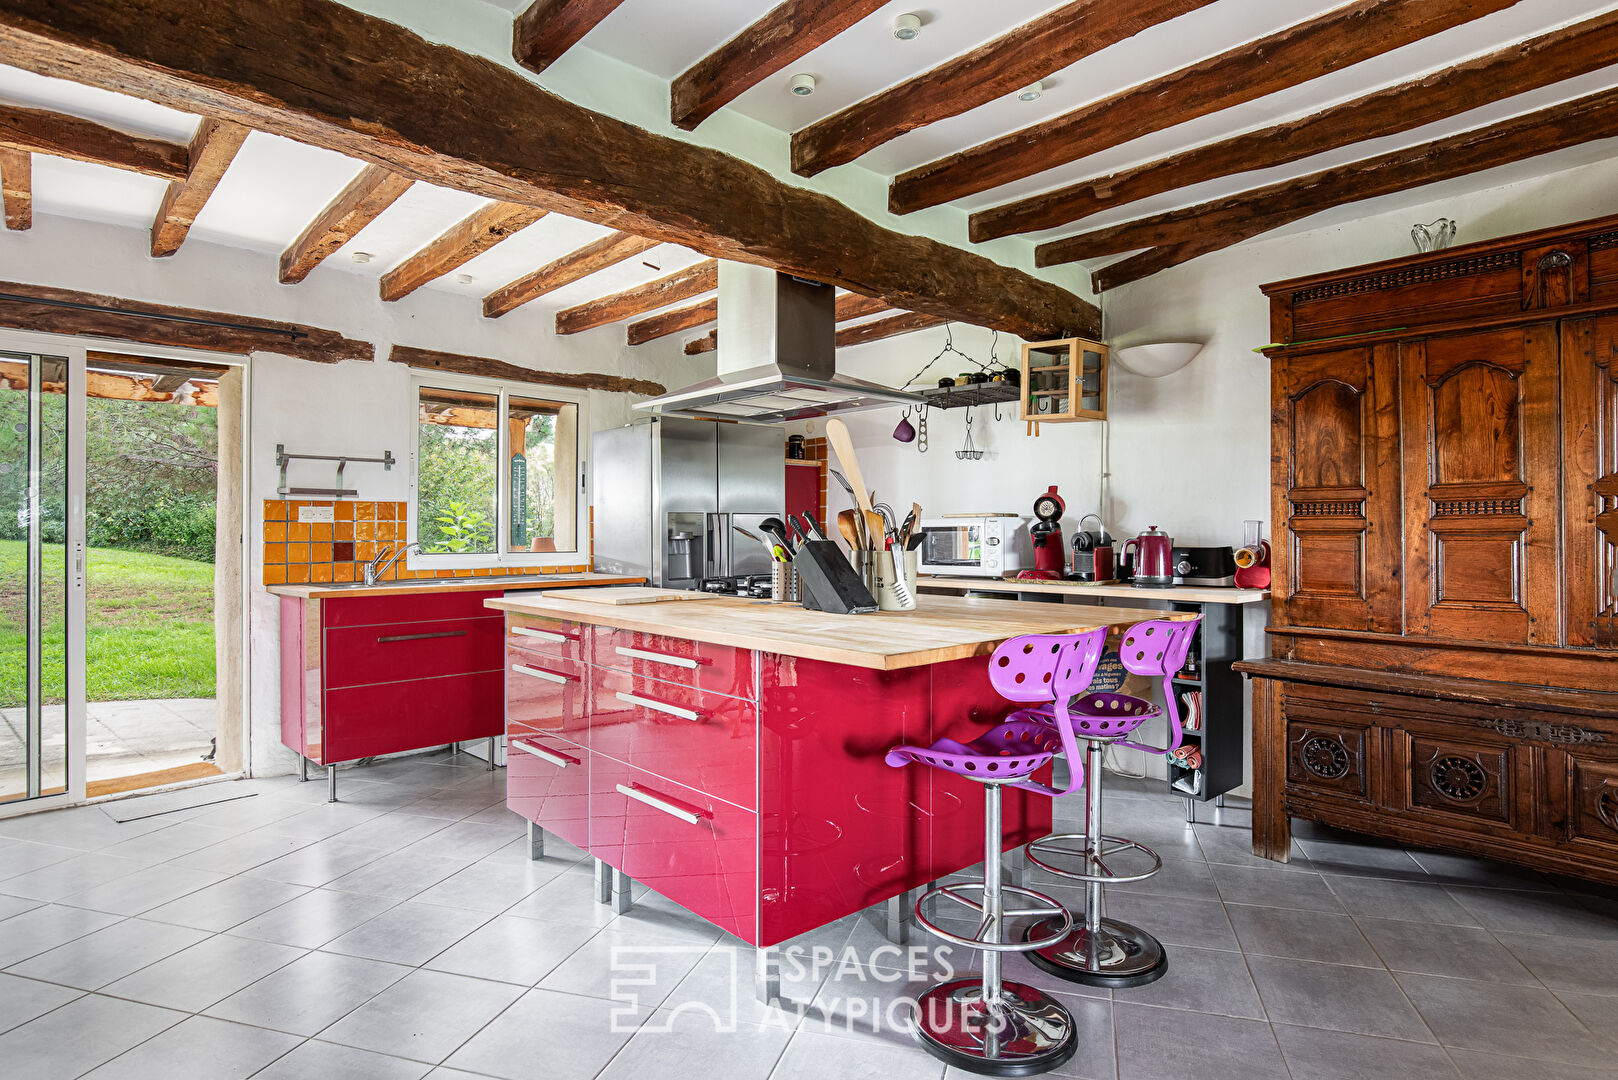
[1021,615,1202,989]
[883,629,1106,1077]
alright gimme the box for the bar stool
[1021,616,1202,989]
[883,629,1107,1077]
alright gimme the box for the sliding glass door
[0,340,85,813]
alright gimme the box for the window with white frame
[409,376,585,568]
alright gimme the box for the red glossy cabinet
[506,729,591,851]
[502,612,1049,947]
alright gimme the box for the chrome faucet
[364,542,419,586]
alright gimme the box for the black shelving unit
[1163,599,1242,807]
[918,381,1019,410]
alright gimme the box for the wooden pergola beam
[555,258,716,335]
[888,0,1520,215]
[280,165,414,284]
[835,293,891,322]
[380,202,546,302]
[485,231,659,319]
[0,149,29,230]
[836,311,946,348]
[150,117,248,257]
[792,0,1213,176]
[0,0,1096,340]
[1075,85,1618,292]
[392,344,665,396]
[672,0,886,131]
[627,296,716,345]
[972,9,1618,242]
[512,0,627,74]
[0,101,189,179]
[685,330,716,356]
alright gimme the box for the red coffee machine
[1018,485,1068,581]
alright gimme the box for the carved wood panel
[1569,757,1618,851]
[1275,345,1401,633]
[1406,735,1512,826]
[1285,719,1367,800]
[1400,327,1560,644]
[1562,316,1618,648]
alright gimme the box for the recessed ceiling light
[1018,81,1044,102]
[455,273,474,285]
[893,13,922,40]
[790,73,817,97]
[350,251,373,264]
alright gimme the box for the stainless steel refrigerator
[591,417,784,589]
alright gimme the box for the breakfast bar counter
[487,592,1164,947]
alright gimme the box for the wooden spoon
[837,509,863,552]
[825,418,874,514]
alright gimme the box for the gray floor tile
[424,914,601,986]
[660,943,820,1027]
[1397,972,1611,1068]
[0,893,40,921]
[1324,874,1480,926]
[1,851,152,901]
[204,950,410,1036]
[7,916,209,990]
[1447,887,1618,941]
[320,968,524,1064]
[1552,990,1618,1045]
[242,839,388,887]
[261,801,386,840]
[0,806,168,851]
[253,1039,434,1080]
[326,850,476,900]
[411,856,561,914]
[598,1007,796,1080]
[798,961,933,1045]
[0,902,123,966]
[1447,1047,1618,1079]
[0,838,80,877]
[1113,1001,1288,1080]
[1226,904,1380,966]
[0,992,184,1078]
[1407,851,1557,891]
[603,890,728,947]
[1357,918,1535,984]
[1195,822,1311,870]
[774,1027,945,1080]
[140,875,310,932]
[538,925,708,1010]
[100,933,306,1012]
[444,986,650,1080]
[1272,1023,1459,1080]
[1295,839,1430,880]
[0,970,81,1033]
[181,795,312,832]
[505,867,647,928]
[56,862,228,916]
[79,1013,300,1079]
[323,900,492,967]
[1248,955,1434,1042]
[228,887,400,950]
[170,831,317,876]
[1112,944,1265,1019]
[1094,855,1219,902]
[1104,892,1239,951]
[1209,863,1344,912]
[399,820,521,861]
[98,822,240,862]
[1498,932,1618,993]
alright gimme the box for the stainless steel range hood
[635,262,920,424]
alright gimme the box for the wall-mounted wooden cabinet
[1020,338,1107,424]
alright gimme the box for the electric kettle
[1124,525,1176,589]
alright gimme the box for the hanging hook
[994,400,1002,422]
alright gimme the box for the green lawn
[0,541,215,706]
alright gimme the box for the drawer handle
[377,630,467,643]
[511,663,573,684]
[513,626,570,644]
[615,691,699,722]
[615,645,697,670]
[616,782,705,825]
[513,740,578,768]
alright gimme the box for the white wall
[0,210,707,776]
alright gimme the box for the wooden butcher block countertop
[268,571,643,600]
[488,591,1173,671]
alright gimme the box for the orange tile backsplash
[261,499,593,585]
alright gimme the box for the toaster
[1172,546,1237,587]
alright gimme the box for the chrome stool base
[1023,915,1167,989]
[911,978,1078,1078]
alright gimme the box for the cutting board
[541,586,723,605]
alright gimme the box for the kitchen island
[487,591,1165,948]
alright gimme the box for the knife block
[794,539,878,615]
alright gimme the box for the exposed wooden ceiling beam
[627,296,716,345]
[484,231,659,318]
[0,278,373,362]
[392,344,665,395]
[834,293,891,322]
[792,0,1214,177]
[1068,85,1618,292]
[380,202,546,302]
[672,0,887,131]
[973,9,1618,242]
[836,310,947,348]
[0,101,189,179]
[888,0,1520,215]
[150,117,247,257]
[0,149,28,230]
[555,259,716,335]
[685,330,717,355]
[0,0,1096,340]
[280,165,414,284]
[512,0,627,74]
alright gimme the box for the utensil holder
[796,539,878,614]
[873,550,919,611]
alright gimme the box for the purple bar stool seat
[1021,616,1202,989]
[883,630,1107,1077]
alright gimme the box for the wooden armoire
[1242,212,1618,885]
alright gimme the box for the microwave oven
[916,516,1022,577]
